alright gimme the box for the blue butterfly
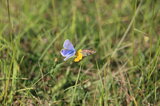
[60,39,76,61]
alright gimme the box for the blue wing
[60,49,76,61]
[63,39,75,50]
[60,49,75,57]
[64,53,75,61]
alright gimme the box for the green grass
[0,0,160,105]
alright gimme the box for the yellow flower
[74,49,83,62]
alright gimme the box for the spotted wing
[81,49,96,56]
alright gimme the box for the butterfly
[60,39,76,61]
[81,49,96,56]
[60,39,96,62]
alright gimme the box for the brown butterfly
[81,49,96,56]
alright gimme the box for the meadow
[0,0,160,105]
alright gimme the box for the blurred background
[0,0,160,105]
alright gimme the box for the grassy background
[0,0,160,105]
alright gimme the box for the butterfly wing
[64,53,75,61]
[60,49,76,61]
[61,39,76,61]
[81,50,96,56]
[60,49,75,57]
[63,39,75,50]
